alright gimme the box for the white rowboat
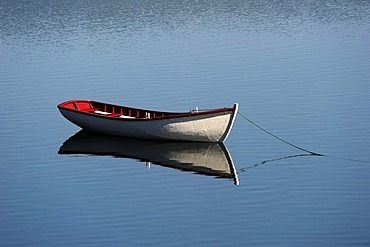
[57,100,239,143]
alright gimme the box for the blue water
[1,0,370,246]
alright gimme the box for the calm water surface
[1,0,370,246]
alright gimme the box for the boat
[57,100,239,143]
[59,130,239,185]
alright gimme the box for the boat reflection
[58,131,239,185]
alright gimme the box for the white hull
[59,104,238,142]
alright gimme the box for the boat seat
[94,110,111,115]
[119,115,135,119]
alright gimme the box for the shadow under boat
[58,130,239,185]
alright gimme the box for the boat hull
[58,100,238,143]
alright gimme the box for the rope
[237,112,322,156]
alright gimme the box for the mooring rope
[237,111,322,156]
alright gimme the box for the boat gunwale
[57,100,236,121]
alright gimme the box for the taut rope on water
[237,112,322,156]
[236,111,370,165]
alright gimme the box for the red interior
[58,100,234,120]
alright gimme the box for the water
[1,0,370,246]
